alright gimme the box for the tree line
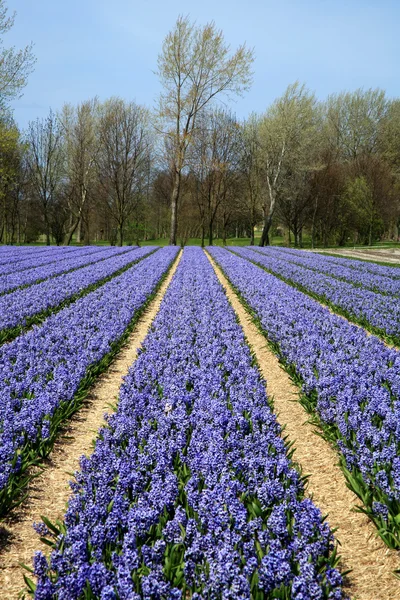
[0,8,399,246]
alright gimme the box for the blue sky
[5,0,399,129]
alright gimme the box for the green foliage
[342,176,383,244]
[0,0,35,108]
[326,88,388,160]
[0,117,20,193]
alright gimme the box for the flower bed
[0,247,155,344]
[0,246,107,277]
[254,247,400,296]
[0,247,178,516]
[231,247,400,345]
[0,245,79,268]
[287,247,400,279]
[208,246,400,549]
[0,246,134,294]
[31,248,344,599]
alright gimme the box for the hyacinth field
[1,245,400,599]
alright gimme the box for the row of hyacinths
[257,246,400,295]
[0,247,178,515]
[0,245,130,294]
[229,246,400,345]
[31,248,344,600]
[0,245,81,270]
[274,246,400,280]
[208,247,400,549]
[0,246,157,342]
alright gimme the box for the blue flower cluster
[0,247,178,515]
[0,246,155,338]
[0,246,133,295]
[33,248,344,599]
[287,248,400,280]
[0,245,80,274]
[208,247,400,547]
[254,247,400,296]
[230,247,400,343]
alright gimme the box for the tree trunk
[44,208,51,245]
[64,217,80,246]
[83,216,90,245]
[3,196,7,244]
[208,219,213,246]
[311,196,318,249]
[201,224,205,248]
[118,223,124,246]
[23,215,27,243]
[169,170,180,245]
[250,225,255,245]
[259,193,276,247]
[76,219,82,244]
[259,212,272,246]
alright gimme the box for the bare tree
[96,98,151,246]
[190,109,241,245]
[25,110,64,245]
[156,15,254,245]
[379,99,400,168]
[61,98,100,244]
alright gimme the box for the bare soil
[0,251,182,599]
[207,250,400,600]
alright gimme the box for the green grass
[4,234,400,250]
[140,236,285,247]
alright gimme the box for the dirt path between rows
[207,251,400,600]
[0,251,182,600]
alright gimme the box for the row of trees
[0,8,399,246]
[0,100,152,245]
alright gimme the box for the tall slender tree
[156,15,254,245]
[240,114,263,245]
[61,98,100,244]
[258,82,319,246]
